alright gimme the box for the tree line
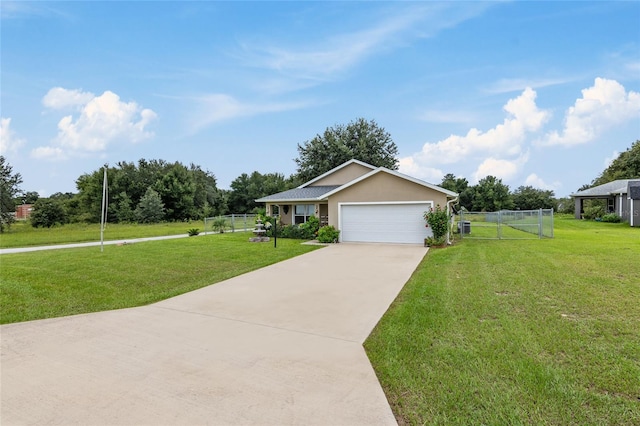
[1,118,637,230]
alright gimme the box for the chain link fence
[456,209,554,239]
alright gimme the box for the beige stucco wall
[309,163,373,186]
[266,203,292,225]
[327,172,450,228]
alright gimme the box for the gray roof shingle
[571,179,639,197]
[256,185,341,202]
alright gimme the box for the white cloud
[42,87,95,110]
[401,88,549,176]
[239,3,493,84]
[418,109,478,124]
[472,152,529,183]
[33,88,157,160]
[604,150,620,168]
[398,157,444,183]
[524,173,560,191]
[192,93,311,131]
[0,117,26,154]
[30,146,66,161]
[484,77,571,94]
[540,78,640,147]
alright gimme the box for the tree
[592,140,640,186]
[472,176,514,212]
[22,191,40,204]
[30,198,68,228]
[135,187,165,223]
[0,156,23,232]
[440,173,474,210]
[228,171,293,213]
[512,186,556,210]
[114,191,135,223]
[295,118,399,182]
[74,159,222,223]
[153,162,196,221]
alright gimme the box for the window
[294,204,315,224]
[608,198,615,213]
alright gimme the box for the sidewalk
[0,234,189,254]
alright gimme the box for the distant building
[15,204,33,220]
[571,179,640,227]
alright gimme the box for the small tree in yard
[0,156,22,232]
[135,187,165,223]
[30,199,68,228]
[424,205,449,246]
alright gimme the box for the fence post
[497,210,502,239]
[550,209,554,238]
[538,208,543,239]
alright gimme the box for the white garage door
[340,202,433,244]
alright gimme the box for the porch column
[574,198,582,219]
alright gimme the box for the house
[571,178,640,227]
[256,159,458,244]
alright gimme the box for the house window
[294,204,315,224]
[608,198,615,213]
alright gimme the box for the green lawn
[0,232,320,324]
[365,217,640,425]
[0,221,198,249]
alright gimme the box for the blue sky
[1,1,639,198]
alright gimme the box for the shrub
[582,205,605,220]
[187,228,200,236]
[601,213,621,223]
[299,216,320,239]
[317,225,340,243]
[423,204,449,239]
[280,224,305,239]
[210,217,227,233]
[30,199,68,228]
[424,235,446,247]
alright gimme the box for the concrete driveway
[1,243,427,425]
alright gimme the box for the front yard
[0,232,319,324]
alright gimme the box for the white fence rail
[204,214,257,234]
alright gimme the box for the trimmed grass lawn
[0,221,197,249]
[0,232,320,324]
[365,217,640,425]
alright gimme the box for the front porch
[267,202,329,227]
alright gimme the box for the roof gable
[300,159,376,188]
[323,167,458,198]
[256,160,457,203]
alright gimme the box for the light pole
[100,164,108,252]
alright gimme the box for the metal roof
[255,186,340,202]
[571,179,639,197]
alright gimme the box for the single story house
[571,178,640,227]
[256,159,458,244]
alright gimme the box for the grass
[0,221,198,249]
[0,232,320,324]
[365,216,640,425]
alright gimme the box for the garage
[339,202,433,244]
